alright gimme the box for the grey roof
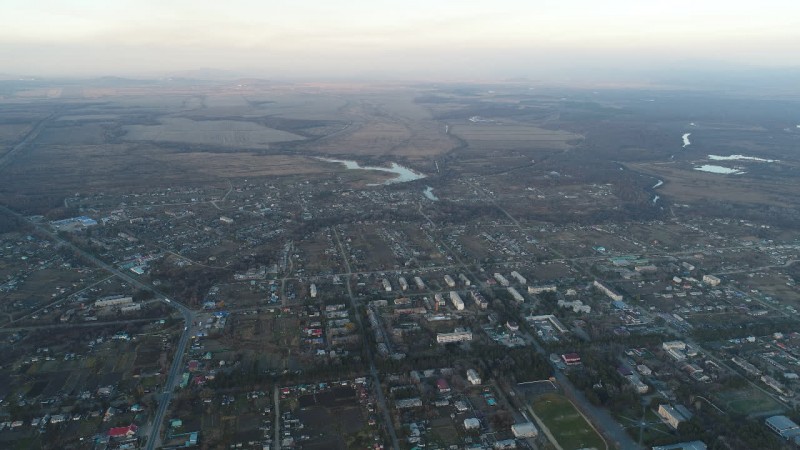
[766,415,799,433]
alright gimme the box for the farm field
[124,118,305,148]
[450,122,582,151]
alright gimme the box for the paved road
[146,314,195,450]
[523,334,641,450]
[273,385,281,450]
[333,228,400,450]
[0,206,195,450]
[0,317,169,333]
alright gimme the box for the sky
[1,0,799,81]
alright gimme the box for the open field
[147,152,333,178]
[532,393,606,450]
[124,118,305,148]
[627,161,798,208]
[451,122,582,151]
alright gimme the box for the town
[0,78,800,450]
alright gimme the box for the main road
[0,206,195,450]
[333,228,400,450]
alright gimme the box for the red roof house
[108,424,138,438]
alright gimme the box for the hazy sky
[2,0,799,80]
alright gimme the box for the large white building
[437,329,472,344]
[528,285,557,295]
[95,295,133,308]
[449,291,464,310]
[593,280,623,301]
[494,273,510,287]
[507,287,525,303]
[663,341,688,361]
[511,422,538,438]
[466,368,482,385]
[510,271,527,285]
[310,283,317,298]
[444,275,456,288]
[463,418,480,430]
[702,274,721,286]
[657,404,692,430]
[558,299,591,313]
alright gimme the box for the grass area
[616,408,674,446]
[715,387,784,415]
[532,393,606,450]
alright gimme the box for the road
[0,206,195,450]
[146,316,195,450]
[273,385,281,450]
[0,317,169,333]
[0,110,59,171]
[333,228,400,450]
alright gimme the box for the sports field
[715,387,784,416]
[532,393,606,450]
